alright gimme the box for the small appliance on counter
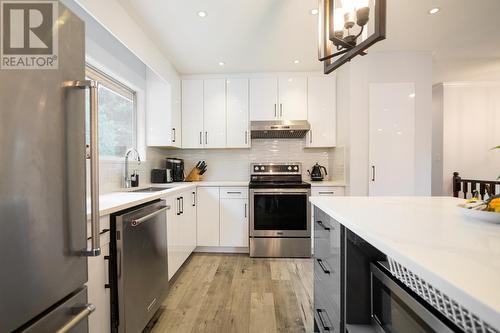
[166,158,184,182]
[307,162,328,181]
[185,161,208,181]
[151,168,172,183]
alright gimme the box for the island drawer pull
[318,191,335,195]
[317,258,331,274]
[316,220,330,231]
[316,309,332,331]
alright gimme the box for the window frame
[85,64,138,160]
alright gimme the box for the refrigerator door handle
[64,80,101,256]
[55,303,95,333]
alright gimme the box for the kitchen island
[310,196,500,332]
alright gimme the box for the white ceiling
[118,0,500,81]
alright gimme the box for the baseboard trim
[194,246,249,254]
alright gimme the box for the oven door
[250,188,311,237]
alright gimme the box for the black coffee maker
[307,162,327,181]
[166,158,184,182]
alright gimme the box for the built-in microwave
[370,262,457,333]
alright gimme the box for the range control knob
[287,166,292,170]
[254,166,259,171]
[260,166,265,171]
[294,166,299,171]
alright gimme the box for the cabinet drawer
[312,187,345,197]
[220,187,248,199]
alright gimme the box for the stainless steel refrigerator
[0,2,100,332]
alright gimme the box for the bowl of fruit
[458,194,500,224]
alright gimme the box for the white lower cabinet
[196,187,220,246]
[197,186,249,249]
[220,188,248,247]
[87,230,111,333]
[165,189,197,280]
[220,199,248,247]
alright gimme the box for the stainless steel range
[249,162,311,258]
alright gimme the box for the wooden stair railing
[453,172,500,199]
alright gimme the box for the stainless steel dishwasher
[110,199,170,333]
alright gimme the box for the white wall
[433,82,500,195]
[62,0,178,193]
[337,52,433,196]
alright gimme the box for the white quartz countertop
[309,196,500,330]
[88,181,249,217]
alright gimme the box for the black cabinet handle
[317,259,331,274]
[192,191,196,206]
[180,197,184,214]
[316,309,332,331]
[176,197,181,215]
[316,220,330,231]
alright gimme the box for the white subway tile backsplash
[96,140,345,194]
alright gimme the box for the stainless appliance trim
[370,263,454,333]
[63,80,101,257]
[250,162,302,175]
[249,188,311,238]
[55,304,95,333]
[250,120,310,139]
[249,237,311,258]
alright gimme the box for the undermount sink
[129,186,173,193]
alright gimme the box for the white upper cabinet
[250,76,307,121]
[146,68,181,147]
[249,77,279,120]
[226,78,250,148]
[306,75,336,148]
[182,79,204,148]
[203,79,227,148]
[278,75,307,120]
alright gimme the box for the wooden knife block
[185,167,203,182]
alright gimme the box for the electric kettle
[307,162,327,181]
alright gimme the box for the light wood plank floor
[150,253,314,333]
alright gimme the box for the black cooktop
[248,181,311,189]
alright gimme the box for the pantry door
[369,83,416,196]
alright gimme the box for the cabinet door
[187,190,198,253]
[220,198,248,247]
[278,75,307,120]
[87,239,110,333]
[196,187,220,246]
[306,76,336,148]
[227,78,250,148]
[250,77,278,120]
[165,196,180,280]
[146,68,174,147]
[182,80,204,148]
[203,79,226,148]
[171,79,182,148]
[369,83,415,196]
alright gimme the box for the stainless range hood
[250,120,310,139]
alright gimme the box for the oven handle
[250,191,310,195]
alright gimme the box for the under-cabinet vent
[388,258,499,333]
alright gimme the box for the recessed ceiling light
[310,8,319,15]
[409,93,416,98]
[218,61,225,66]
[293,59,300,64]
[428,7,440,15]
[197,11,207,18]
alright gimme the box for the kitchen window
[85,65,137,158]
